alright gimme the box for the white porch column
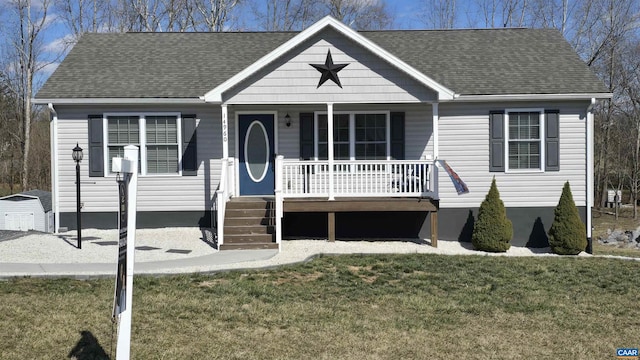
[221,104,229,159]
[432,102,439,159]
[327,102,335,200]
[586,98,595,253]
[432,103,440,199]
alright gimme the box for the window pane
[107,116,140,174]
[147,145,178,174]
[108,116,139,144]
[147,116,177,144]
[318,144,328,160]
[507,112,542,170]
[508,141,541,169]
[335,144,349,160]
[355,113,386,160]
[146,116,178,174]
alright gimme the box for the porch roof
[35,21,609,101]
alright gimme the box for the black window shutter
[182,114,198,176]
[545,110,560,171]
[300,113,314,160]
[489,111,505,172]
[390,112,405,160]
[88,115,104,177]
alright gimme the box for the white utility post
[112,145,139,360]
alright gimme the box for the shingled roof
[36,27,608,100]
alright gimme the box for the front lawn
[1,254,637,359]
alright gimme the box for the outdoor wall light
[72,143,83,249]
[285,113,291,127]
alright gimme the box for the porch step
[224,234,275,243]
[225,217,271,226]
[225,208,270,217]
[221,197,276,251]
[219,242,279,250]
[224,225,273,235]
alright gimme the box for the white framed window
[105,113,182,176]
[505,109,545,172]
[315,111,390,160]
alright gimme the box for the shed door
[5,212,35,231]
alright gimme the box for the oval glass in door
[244,120,270,183]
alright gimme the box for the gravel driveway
[0,230,33,242]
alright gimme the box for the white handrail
[279,159,433,198]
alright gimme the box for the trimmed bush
[472,177,513,252]
[548,181,587,255]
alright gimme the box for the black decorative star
[309,50,349,88]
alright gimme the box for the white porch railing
[277,158,434,198]
[215,158,234,246]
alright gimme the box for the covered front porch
[215,153,440,249]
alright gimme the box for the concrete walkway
[1,249,279,278]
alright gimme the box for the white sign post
[111,145,139,360]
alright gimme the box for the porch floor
[282,197,439,246]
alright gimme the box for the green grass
[1,254,639,359]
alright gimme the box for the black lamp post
[72,143,83,249]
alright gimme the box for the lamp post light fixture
[72,143,83,249]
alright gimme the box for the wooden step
[222,197,276,251]
[224,225,273,235]
[224,217,271,226]
[226,198,273,210]
[219,242,279,250]
[225,208,270,217]
[224,234,274,244]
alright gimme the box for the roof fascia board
[32,98,207,105]
[449,93,613,102]
[203,16,455,103]
[0,194,38,200]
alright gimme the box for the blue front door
[239,114,275,195]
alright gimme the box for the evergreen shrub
[548,181,587,255]
[472,177,513,252]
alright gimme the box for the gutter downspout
[586,98,595,254]
[48,103,60,233]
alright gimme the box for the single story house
[0,190,54,232]
[34,16,611,250]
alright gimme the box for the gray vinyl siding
[55,104,222,214]
[0,198,45,232]
[224,28,437,105]
[437,101,589,208]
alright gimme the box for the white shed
[0,190,53,233]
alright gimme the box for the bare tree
[2,0,53,191]
[249,0,316,31]
[323,0,392,30]
[420,0,457,29]
[192,0,241,31]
